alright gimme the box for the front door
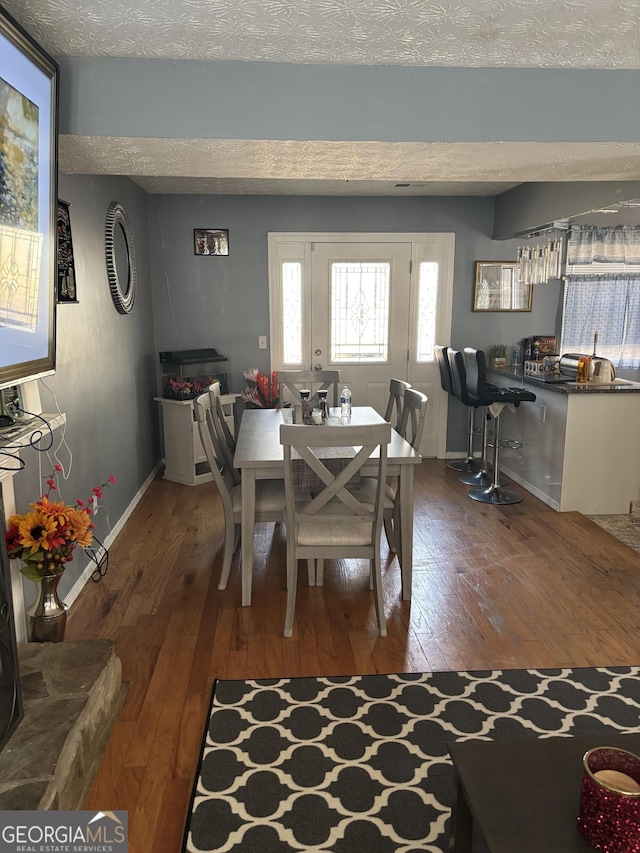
[268,232,454,457]
[310,241,412,415]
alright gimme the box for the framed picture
[0,7,58,382]
[194,228,229,256]
[56,199,78,302]
[473,261,532,312]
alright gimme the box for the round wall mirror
[105,201,137,313]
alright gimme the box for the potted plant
[5,466,115,642]
[490,344,508,368]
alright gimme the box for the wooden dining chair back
[384,378,411,431]
[380,388,427,557]
[206,382,241,485]
[397,388,429,452]
[278,370,341,408]
[280,421,392,638]
[194,392,287,592]
[208,381,236,450]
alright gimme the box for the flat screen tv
[0,3,58,393]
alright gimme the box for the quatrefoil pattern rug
[183,668,640,853]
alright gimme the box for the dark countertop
[489,367,640,394]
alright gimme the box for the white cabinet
[155,395,238,486]
[489,376,640,514]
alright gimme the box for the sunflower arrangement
[5,465,116,582]
[240,368,279,408]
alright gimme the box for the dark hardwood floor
[65,459,640,852]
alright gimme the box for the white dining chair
[280,421,392,638]
[194,392,287,591]
[207,382,240,485]
[384,378,411,432]
[277,370,341,409]
[384,387,428,556]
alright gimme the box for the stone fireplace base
[0,639,126,810]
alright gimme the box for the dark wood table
[448,732,640,853]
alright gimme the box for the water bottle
[340,385,352,419]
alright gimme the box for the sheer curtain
[562,226,640,369]
[566,225,640,265]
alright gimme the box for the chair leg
[316,559,324,586]
[459,408,508,488]
[448,406,481,473]
[218,521,239,590]
[468,414,524,505]
[307,559,316,586]
[393,501,402,567]
[383,517,395,552]
[370,555,387,637]
[284,550,298,638]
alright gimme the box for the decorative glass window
[330,262,389,362]
[281,261,302,364]
[416,261,438,362]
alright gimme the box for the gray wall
[147,193,564,452]
[494,181,640,238]
[58,59,640,146]
[13,174,159,603]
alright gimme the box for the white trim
[268,232,455,458]
[63,462,162,610]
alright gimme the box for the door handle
[314,364,323,371]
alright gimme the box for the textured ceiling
[6,0,640,195]
[58,137,640,196]
[6,0,640,67]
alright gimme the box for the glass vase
[26,573,67,643]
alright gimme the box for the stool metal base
[448,457,481,473]
[459,469,508,487]
[468,485,524,505]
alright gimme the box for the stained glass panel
[330,262,389,362]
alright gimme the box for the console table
[155,394,238,486]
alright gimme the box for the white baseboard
[64,462,162,609]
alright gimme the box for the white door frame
[268,232,454,459]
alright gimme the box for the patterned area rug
[183,668,640,853]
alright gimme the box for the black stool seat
[463,348,536,505]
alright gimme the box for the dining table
[233,406,422,606]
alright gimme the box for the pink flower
[54,464,63,472]
[109,475,116,485]
[92,486,103,499]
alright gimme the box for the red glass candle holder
[578,746,640,852]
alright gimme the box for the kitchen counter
[491,367,640,393]
[488,368,640,514]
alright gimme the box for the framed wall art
[194,228,229,256]
[56,199,77,302]
[0,6,59,385]
[473,261,532,312]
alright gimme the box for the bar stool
[434,345,480,473]
[447,348,507,489]
[463,348,536,505]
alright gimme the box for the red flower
[241,369,279,408]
